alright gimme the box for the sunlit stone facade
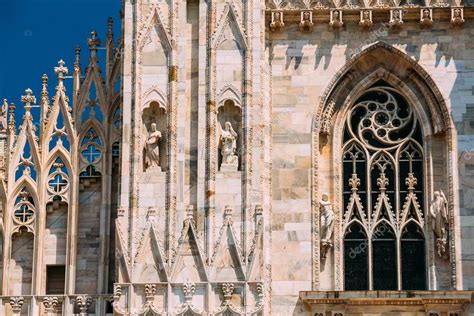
[1,0,474,315]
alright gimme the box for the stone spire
[73,46,82,102]
[40,74,50,129]
[107,17,114,42]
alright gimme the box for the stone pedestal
[220,162,238,172]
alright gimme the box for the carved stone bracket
[359,10,373,30]
[420,8,433,27]
[389,9,404,29]
[299,10,314,32]
[450,7,464,27]
[329,10,344,31]
[270,11,285,32]
[42,296,60,315]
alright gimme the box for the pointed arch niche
[217,88,242,171]
[312,42,460,291]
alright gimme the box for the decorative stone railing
[0,294,113,315]
[266,4,469,31]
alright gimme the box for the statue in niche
[219,121,238,172]
[430,190,449,258]
[145,122,162,170]
[320,193,334,259]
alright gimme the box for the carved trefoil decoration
[329,10,344,31]
[420,8,433,27]
[389,9,404,29]
[9,297,24,315]
[359,10,373,30]
[270,11,285,32]
[76,295,93,316]
[42,296,60,315]
[450,7,464,27]
[430,190,449,258]
[299,10,314,32]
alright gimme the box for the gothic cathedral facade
[1,0,474,315]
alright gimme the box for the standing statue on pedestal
[145,122,162,170]
[320,193,334,259]
[219,121,238,171]
[430,190,448,258]
[0,99,7,131]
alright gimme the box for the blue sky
[0,0,121,118]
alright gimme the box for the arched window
[342,82,426,290]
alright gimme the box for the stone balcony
[299,291,473,316]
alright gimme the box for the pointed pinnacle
[107,17,114,40]
[74,46,81,67]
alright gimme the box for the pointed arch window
[342,82,426,290]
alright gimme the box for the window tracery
[13,188,36,231]
[342,83,426,290]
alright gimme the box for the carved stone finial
[8,102,16,132]
[41,74,49,112]
[21,88,36,113]
[9,296,24,314]
[42,296,59,314]
[88,31,101,50]
[270,11,285,32]
[183,282,196,303]
[54,60,69,88]
[74,46,81,69]
[222,283,235,302]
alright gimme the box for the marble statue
[320,193,334,259]
[430,190,448,257]
[145,122,162,170]
[220,121,238,171]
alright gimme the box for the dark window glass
[46,265,66,294]
[401,223,426,290]
[344,223,368,290]
[372,223,397,290]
